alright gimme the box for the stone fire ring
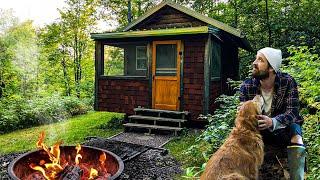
[8,145,124,180]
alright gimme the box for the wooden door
[152,40,181,111]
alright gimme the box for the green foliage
[283,46,320,111]
[183,93,240,178]
[0,94,92,134]
[303,113,320,180]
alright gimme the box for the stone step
[123,123,183,132]
[129,115,187,123]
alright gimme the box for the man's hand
[256,115,273,130]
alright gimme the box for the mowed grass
[0,111,123,155]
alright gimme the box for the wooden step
[123,123,183,131]
[134,108,189,116]
[129,115,187,123]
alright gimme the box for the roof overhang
[91,26,209,40]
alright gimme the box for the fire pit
[8,145,124,180]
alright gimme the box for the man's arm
[272,78,302,128]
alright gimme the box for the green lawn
[0,111,123,155]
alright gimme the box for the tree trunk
[61,46,71,96]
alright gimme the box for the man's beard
[252,68,269,80]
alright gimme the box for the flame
[99,152,106,165]
[89,168,98,180]
[75,144,82,165]
[30,163,50,180]
[30,132,109,180]
[99,152,107,172]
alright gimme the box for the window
[104,45,124,76]
[211,41,221,78]
[136,46,147,70]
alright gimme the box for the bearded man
[239,47,306,179]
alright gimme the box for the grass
[0,111,123,155]
[165,129,206,178]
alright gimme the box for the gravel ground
[0,152,23,180]
[110,132,173,147]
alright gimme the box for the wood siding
[134,6,206,30]
[183,37,206,121]
[97,78,149,114]
[209,81,221,114]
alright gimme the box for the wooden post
[203,34,212,115]
[147,43,153,109]
[179,41,184,112]
[94,41,103,111]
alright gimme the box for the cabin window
[211,41,221,78]
[104,45,124,76]
[155,44,177,76]
[136,46,147,70]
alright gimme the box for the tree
[59,0,100,98]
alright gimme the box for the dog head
[236,95,264,131]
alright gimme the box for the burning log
[58,165,83,180]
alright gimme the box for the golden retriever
[200,95,264,180]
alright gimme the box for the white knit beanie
[257,47,282,73]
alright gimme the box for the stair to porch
[123,107,189,135]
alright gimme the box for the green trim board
[123,0,242,38]
[91,26,209,40]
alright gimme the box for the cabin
[91,0,252,132]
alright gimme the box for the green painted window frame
[136,46,147,70]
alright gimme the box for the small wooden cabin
[91,1,252,123]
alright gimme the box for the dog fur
[200,96,264,180]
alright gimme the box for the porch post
[94,41,103,110]
[203,34,212,115]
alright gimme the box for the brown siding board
[134,6,206,30]
[183,37,206,121]
[97,78,149,115]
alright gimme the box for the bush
[304,113,320,179]
[283,46,320,111]
[0,94,92,134]
[183,92,240,178]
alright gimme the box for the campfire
[8,132,124,180]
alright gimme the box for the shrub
[0,94,92,134]
[283,46,320,111]
[304,113,320,179]
[183,92,240,178]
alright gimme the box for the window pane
[156,44,177,76]
[211,42,221,78]
[136,46,147,59]
[137,58,147,70]
[136,46,147,70]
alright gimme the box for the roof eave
[91,26,209,40]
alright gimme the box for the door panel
[152,40,181,111]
